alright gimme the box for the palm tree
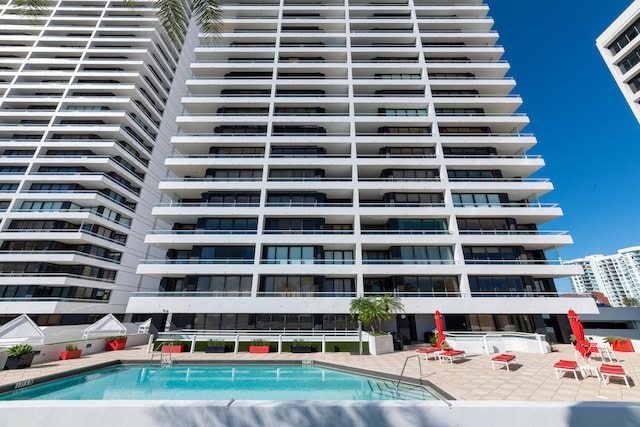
[15,0,222,44]
[349,295,405,334]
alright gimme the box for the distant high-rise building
[125,0,596,340]
[0,0,196,325]
[567,247,640,307]
[597,0,640,123]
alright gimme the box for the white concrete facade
[0,0,193,323]
[128,0,596,339]
[597,0,640,123]
[567,247,640,307]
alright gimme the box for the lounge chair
[491,353,517,371]
[553,359,579,382]
[438,349,466,364]
[599,363,631,388]
[415,347,441,360]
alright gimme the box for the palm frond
[155,0,189,44]
[15,0,51,17]
[192,0,223,39]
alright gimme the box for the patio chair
[415,347,441,360]
[491,354,518,371]
[599,363,631,388]
[438,349,466,364]
[553,359,579,382]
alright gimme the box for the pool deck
[1,343,640,402]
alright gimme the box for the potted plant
[205,340,226,353]
[291,339,312,353]
[349,294,405,355]
[59,344,82,360]
[3,344,35,370]
[105,335,127,351]
[161,340,185,353]
[604,336,635,352]
[249,339,270,353]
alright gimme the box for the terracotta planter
[3,353,35,370]
[161,345,184,353]
[249,345,270,353]
[610,340,635,352]
[106,338,127,351]
[59,349,82,360]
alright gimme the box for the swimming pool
[0,364,439,401]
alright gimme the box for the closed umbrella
[568,309,591,359]
[434,310,445,349]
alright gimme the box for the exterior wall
[596,0,640,123]
[127,0,596,333]
[0,0,191,322]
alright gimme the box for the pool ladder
[150,344,176,367]
[395,355,425,392]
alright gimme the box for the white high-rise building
[597,0,640,123]
[567,247,640,307]
[126,0,596,340]
[0,0,196,325]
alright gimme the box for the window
[618,43,640,73]
[271,145,326,155]
[192,246,255,261]
[213,125,267,135]
[264,218,324,231]
[609,17,640,54]
[210,147,264,156]
[443,147,497,157]
[262,246,320,264]
[452,193,506,207]
[379,108,428,116]
[196,217,258,231]
[378,126,431,134]
[324,250,354,264]
[439,126,490,134]
[387,218,448,231]
[378,147,434,156]
[463,246,522,263]
[0,183,18,192]
[272,125,326,135]
[0,166,27,174]
[389,246,453,264]
[375,73,421,79]
[457,218,516,231]
[364,276,460,296]
[468,276,528,294]
[258,276,325,296]
[381,169,439,180]
[269,169,324,179]
[201,192,260,205]
[205,169,262,179]
[266,192,325,205]
[186,275,252,293]
[435,108,484,115]
[384,192,443,205]
[448,170,502,180]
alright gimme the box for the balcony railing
[139,259,254,264]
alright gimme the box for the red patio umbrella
[434,310,445,349]
[568,309,591,359]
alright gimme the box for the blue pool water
[0,364,438,401]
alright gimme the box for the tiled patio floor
[1,344,639,401]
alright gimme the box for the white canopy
[0,314,45,347]
[82,313,127,339]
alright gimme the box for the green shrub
[65,344,78,351]
[7,344,33,357]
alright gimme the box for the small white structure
[82,314,127,340]
[0,314,45,348]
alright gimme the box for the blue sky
[486,1,640,271]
